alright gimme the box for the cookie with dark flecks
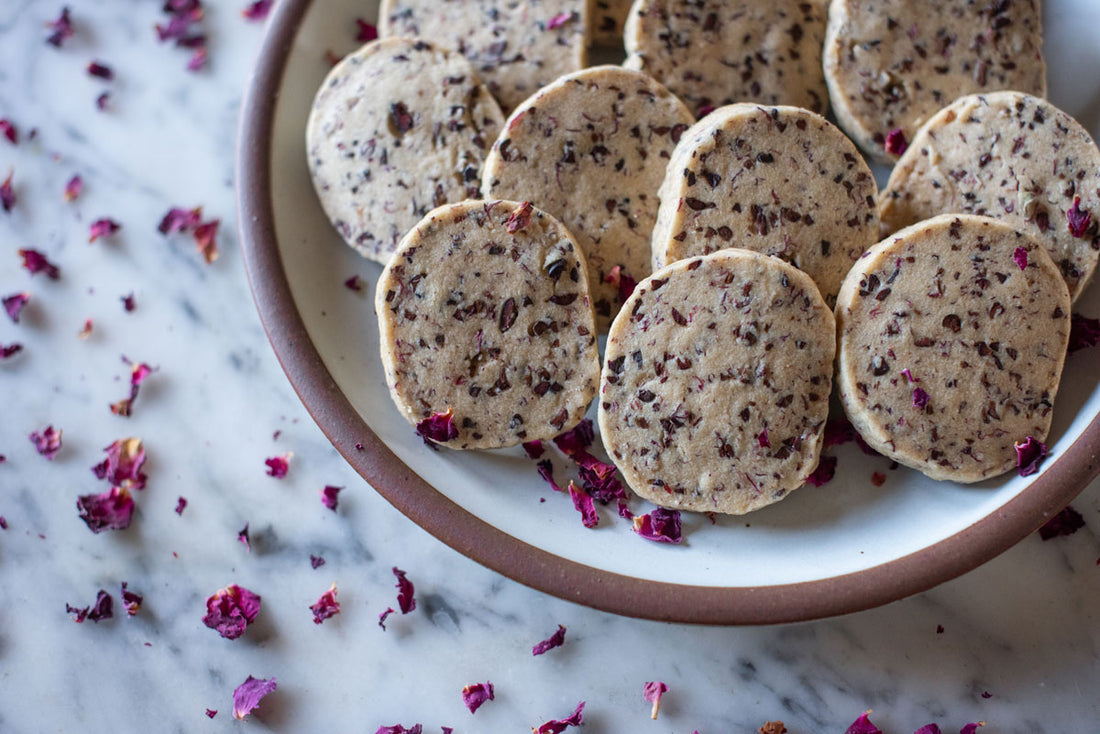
[879,92,1100,302]
[376,200,600,450]
[307,38,504,264]
[598,249,836,515]
[590,0,633,46]
[823,0,1046,163]
[623,0,829,118]
[379,0,588,112]
[836,214,1071,483]
[651,104,879,305]
[481,65,695,330]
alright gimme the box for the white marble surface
[1,1,1099,732]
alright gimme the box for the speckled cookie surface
[880,92,1100,303]
[836,214,1071,483]
[482,66,695,329]
[823,0,1046,163]
[623,0,829,118]
[379,0,588,112]
[598,250,836,515]
[591,0,634,46]
[307,39,504,264]
[376,200,600,450]
[651,104,879,305]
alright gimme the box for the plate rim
[234,0,1100,625]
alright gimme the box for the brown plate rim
[234,0,1100,625]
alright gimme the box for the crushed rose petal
[1012,247,1028,270]
[3,292,29,322]
[0,516,7,529]
[374,726,422,734]
[175,496,188,515]
[416,409,459,444]
[193,218,219,263]
[203,584,262,640]
[310,583,340,624]
[604,264,638,303]
[356,18,378,42]
[95,92,111,111]
[238,523,251,552]
[320,485,342,511]
[311,554,326,569]
[0,119,16,144]
[1068,313,1100,352]
[506,201,534,233]
[89,218,121,243]
[461,681,495,714]
[242,0,273,21]
[378,606,395,630]
[64,174,83,201]
[568,481,599,528]
[959,724,985,734]
[912,387,930,409]
[577,457,626,504]
[344,274,363,292]
[536,459,564,492]
[534,701,585,734]
[633,507,682,543]
[87,61,113,80]
[1038,505,1085,540]
[91,437,147,491]
[845,711,883,734]
[232,675,276,720]
[46,7,75,47]
[29,425,63,460]
[78,317,94,339]
[805,455,838,487]
[121,292,136,311]
[121,581,142,616]
[900,368,919,383]
[913,726,941,734]
[546,11,574,29]
[393,567,416,614]
[77,486,134,533]
[88,589,114,622]
[871,471,887,486]
[1,172,16,212]
[643,681,668,720]
[1,343,24,360]
[532,624,566,655]
[19,249,61,279]
[552,419,595,460]
[884,127,908,155]
[522,439,545,459]
[206,709,217,719]
[265,453,291,478]
[157,206,203,235]
[757,426,770,448]
[1014,436,1047,477]
[66,602,90,623]
[1067,196,1092,239]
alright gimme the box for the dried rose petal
[344,275,363,292]
[356,18,378,42]
[238,523,251,552]
[157,206,203,235]
[546,11,574,29]
[552,419,595,459]
[310,583,340,624]
[87,589,114,622]
[577,457,626,504]
[912,387,930,409]
[19,249,61,279]
[46,7,75,47]
[1,343,24,360]
[232,676,276,720]
[64,174,83,202]
[242,0,273,21]
[633,507,682,543]
[87,61,113,80]
[900,368,919,383]
[536,459,564,492]
[95,92,111,111]
[416,409,459,444]
[805,455,838,487]
[871,471,886,486]
[2,172,16,212]
[378,606,394,630]
[959,724,985,734]
[320,485,342,511]
[1038,505,1085,540]
[884,127,908,155]
[91,437,147,490]
[461,681,494,714]
[532,624,566,655]
[534,701,585,734]
[205,709,217,719]
[175,496,187,514]
[29,425,63,460]
[121,293,136,312]
[568,481,599,528]
[0,119,16,145]
[66,603,90,623]
[3,292,29,323]
[203,584,262,640]
[522,439,545,459]
[1012,247,1028,270]
[193,218,219,263]
[311,554,326,569]
[757,427,770,448]
[913,726,941,734]
[89,218,121,243]
[643,681,668,720]
[1067,196,1092,239]
[121,581,142,616]
[78,317,94,339]
[506,201,534,233]
[758,722,787,734]
[845,711,883,734]
[1068,313,1100,352]
[1014,436,1047,477]
[604,264,638,303]
[0,516,7,529]
[375,726,422,734]
[265,453,291,478]
[77,486,134,533]
[393,567,416,614]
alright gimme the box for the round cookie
[379,0,588,112]
[823,0,1046,163]
[836,214,1071,483]
[651,104,879,305]
[307,38,505,264]
[879,92,1100,303]
[623,0,829,118]
[481,65,695,329]
[598,250,836,515]
[591,0,634,46]
[376,200,600,450]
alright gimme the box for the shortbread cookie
[376,200,600,450]
[623,0,829,118]
[379,0,588,112]
[482,66,695,329]
[591,0,633,46]
[836,214,1071,483]
[823,0,1046,163]
[307,39,504,264]
[880,92,1100,302]
[651,104,878,305]
[598,250,836,515]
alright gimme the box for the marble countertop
[1,1,1098,731]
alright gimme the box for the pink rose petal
[1014,436,1047,477]
[461,681,495,714]
[46,7,75,47]
[355,19,378,42]
[242,0,273,21]
[232,675,276,720]
[914,725,942,734]
[19,249,61,279]
[1,343,24,360]
[884,127,908,155]
[534,701,585,734]
[0,119,16,145]
[87,61,113,80]
[77,486,134,533]
[2,172,17,212]
[310,583,340,624]
[89,218,121,243]
[121,581,142,616]
[912,387,930,409]
[415,409,459,444]
[378,606,394,630]
[547,11,574,29]
[203,584,261,640]
[568,481,599,528]
[91,437,147,491]
[320,485,342,511]
[643,681,668,720]
[64,174,83,202]
[311,554,326,569]
[393,567,416,614]
[265,453,291,478]
[845,711,883,734]
[175,496,188,515]
[1067,196,1092,239]
[3,292,29,323]
[30,425,63,460]
[632,508,682,544]
[1012,247,1028,270]
[522,439,545,459]
[1038,505,1085,540]
[532,624,566,655]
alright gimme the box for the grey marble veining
[1,1,1098,732]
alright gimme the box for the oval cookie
[836,214,1071,483]
[598,250,836,515]
[379,0,588,112]
[651,104,879,305]
[823,0,1046,163]
[623,0,829,118]
[376,200,600,450]
[307,38,505,264]
[482,65,695,329]
[880,92,1100,302]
